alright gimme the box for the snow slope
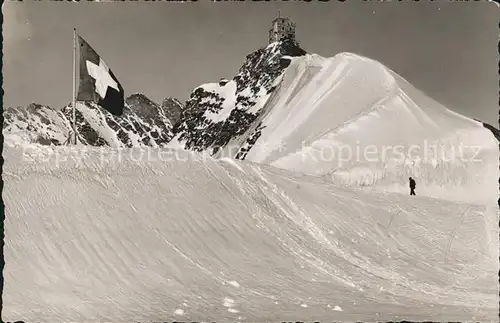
[3,144,498,322]
[234,53,498,205]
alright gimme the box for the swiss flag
[76,35,125,116]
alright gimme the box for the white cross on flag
[76,35,125,116]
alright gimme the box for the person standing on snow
[409,177,416,196]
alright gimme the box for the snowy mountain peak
[3,104,70,145]
[225,50,498,203]
[171,37,307,152]
[3,93,183,148]
[166,43,498,204]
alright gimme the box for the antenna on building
[278,9,281,18]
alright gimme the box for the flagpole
[72,28,77,145]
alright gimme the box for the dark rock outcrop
[161,97,184,127]
[174,37,307,154]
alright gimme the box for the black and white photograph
[2,1,499,322]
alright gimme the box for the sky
[3,1,498,125]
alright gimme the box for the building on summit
[268,10,296,44]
